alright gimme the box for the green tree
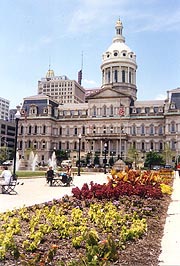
[55,150,69,165]
[94,154,100,166]
[144,151,165,169]
[0,147,8,162]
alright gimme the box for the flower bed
[0,169,172,265]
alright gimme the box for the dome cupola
[101,19,137,101]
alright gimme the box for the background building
[38,68,85,104]
[17,19,180,167]
[0,97,9,121]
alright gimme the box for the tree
[94,154,100,166]
[0,147,8,163]
[144,151,165,169]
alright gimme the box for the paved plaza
[0,171,180,265]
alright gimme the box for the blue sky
[0,0,180,108]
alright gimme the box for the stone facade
[17,19,180,167]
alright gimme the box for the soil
[0,194,171,266]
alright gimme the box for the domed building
[17,19,180,168]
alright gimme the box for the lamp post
[104,142,108,174]
[77,134,81,176]
[12,109,21,180]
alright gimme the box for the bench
[1,179,18,195]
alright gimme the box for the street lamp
[104,142,108,174]
[12,109,21,180]
[77,134,81,176]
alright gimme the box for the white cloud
[83,78,98,87]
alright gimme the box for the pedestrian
[0,166,12,193]
[46,166,54,186]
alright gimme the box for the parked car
[61,160,72,168]
[2,160,13,166]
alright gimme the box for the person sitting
[0,166,12,193]
[46,166,54,186]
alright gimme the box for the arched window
[159,142,163,151]
[28,125,32,134]
[34,125,37,134]
[74,127,77,135]
[150,141,154,150]
[59,127,62,135]
[110,105,113,116]
[132,124,136,135]
[42,140,46,149]
[122,70,125,82]
[103,105,106,116]
[141,142,145,151]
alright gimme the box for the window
[150,124,154,135]
[114,70,118,82]
[74,127,77,135]
[122,70,125,82]
[34,125,37,134]
[43,125,46,134]
[141,124,145,135]
[170,122,176,133]
[66,127,69,136]
[129,71,132,83]
[93,106,96,117]
[103,105,106,116]
[110,105,113,116]
[150,141,154,150]
[159,125,163,135]
[159,142,163,151]
[132,124,136,135]
[108,71,110,83]
[42,141,46,149]
[28,125,32,135]
[141,142,145,151]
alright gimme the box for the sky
[0,0,180,108]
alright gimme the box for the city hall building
[17,19,180,166]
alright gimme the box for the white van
[61,160,72,168]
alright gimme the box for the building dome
[101,19,138,101]
[102,18,136,63]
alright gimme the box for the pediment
[87,87,127,100]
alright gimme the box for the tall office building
[38,69,85,104]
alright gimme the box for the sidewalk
[158,171,180,265]
[0,173,107,213]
